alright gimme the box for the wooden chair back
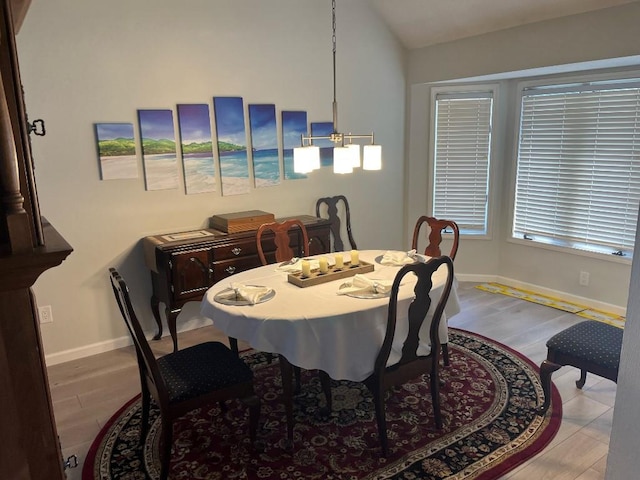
[256,219,310,265]
[411,215,460,261]
[364,255,454,456]
[109,268,168,405]
[315,195,357,251]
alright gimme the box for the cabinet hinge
[27,118,46,136]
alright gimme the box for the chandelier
[293,0,382,174]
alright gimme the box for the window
[432,91,493,235]
[513,79,640,258]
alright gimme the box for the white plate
[214,286,275,305]
[339,281,390,299]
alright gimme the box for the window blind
[433,92,492,234]
[514,82,640,257]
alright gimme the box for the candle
[319,257,329,274]
[350,250,359,266]
[334,254,344,269]
[301,260,311,277]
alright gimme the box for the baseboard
[44,316,212,366]
[45,275,625,365]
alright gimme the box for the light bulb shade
[308,146,321,170]
[333,146,354,174]
[346,144,361,168]
[363,144,382,170]
[293,146,315,173]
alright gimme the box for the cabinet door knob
[225,266,236,274]
[232,247,242,256]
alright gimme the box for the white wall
[16,0,406,362]
[406,2,640,310]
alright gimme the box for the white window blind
[433,92,492,234]
[514,81,640,257]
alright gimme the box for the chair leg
[294,366,302,394]
[244,394,261,445]
[576,369,588,389]
[369,382,389,457]
[140,387,151,445]
[442,343,450,366]
[159,416,173,480]
[537,359,562,415]
[430,370,443,430]
[229,337,239,356]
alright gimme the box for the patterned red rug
[83,329,561,479]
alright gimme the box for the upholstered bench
[537,320,623,415]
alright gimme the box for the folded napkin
[337,274,393,296]
[380,249,430,266]
[218,282,272,304]
[276,258,320,272]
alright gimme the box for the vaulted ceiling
[370,0,639,49]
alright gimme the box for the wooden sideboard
[143,215,331,351]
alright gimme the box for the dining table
[200,249,461,445]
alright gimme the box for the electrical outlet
[579,271,590,286]
[38,305,53,324]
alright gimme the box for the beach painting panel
[311,121,334,168]
[213,96,250,196]
[282,110,308,180]
[138,109,179,191]
[177,104,216,195]
[248,104,280,188]
[95,123,138,180]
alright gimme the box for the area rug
[476,282,625,328]
[83,329,561,479]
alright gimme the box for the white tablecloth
[200,250,460,382]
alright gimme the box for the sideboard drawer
[214,237,259,260]
[212,255,262,280]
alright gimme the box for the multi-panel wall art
[282,110,308,180]
[95,123,138,180]
[213,96,251,196]
[138,109,179,191]
[311,121,334,168]
[177,104,216,195]
[248,104,280,188]
[95,95,338,194]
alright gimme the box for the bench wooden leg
[576,369,588,389]
[537,359,561,415]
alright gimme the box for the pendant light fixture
[293,0,382,174]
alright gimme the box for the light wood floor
[48,282,616,479]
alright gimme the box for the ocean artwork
[177,104,216,195]
[138,109,179,191]
[281,110,308,180]
[311,121,334,168]
[95,123,138,180]
[213,97,250,196]
[249,104,280,188]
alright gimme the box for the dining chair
[411,215,460,261]
[316,195,357,251]
[411,215,460,366]
[256,218,310,265]
[362,255,454,457]
[256,219,310,389]
[108,268,260,480]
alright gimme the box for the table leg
[150,295,163,340]
[165,308,179,352]
[278,355,294,448]
[319,370,332,415]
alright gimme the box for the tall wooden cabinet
[0,1,73,479]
